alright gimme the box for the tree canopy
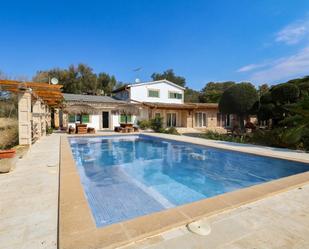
[33,64,118,95]
[151,69,186,87]
[219,82,258,130]
[184,87,200,103]
[199,81,235,103]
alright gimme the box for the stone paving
[120,183,309,249]
[0,134,60,249]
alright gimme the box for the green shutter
[69,115,75,123]
[120,114,126,123]
[127,115,132,123]
[82,115,89,123]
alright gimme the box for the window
[169,92,183,99]
[217,114,231,127]
[167,113,176,127]
[120,114,132,123]
[68,114,75,123]
[76,114,81,122]
[226,114,231,127]
[82,115,90,123]
[195,112,207,127]
[148,89,160,98]
[68,114,90,123]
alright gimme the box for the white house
[62,80,231,132]
[113,79,185,104]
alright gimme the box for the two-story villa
[62,80,231,132]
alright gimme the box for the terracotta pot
[0,157,17,173]
[0,149,16,159]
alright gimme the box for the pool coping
[59,133,309,249]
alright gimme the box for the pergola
[0,80,63,107]
[0,80,64,146]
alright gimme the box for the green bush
[163,127,180,135]
[200,130,245,143]
[46,126,53,135]
[137,120,151,130]
[150,117,163,132]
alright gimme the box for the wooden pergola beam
[0,79,64,107]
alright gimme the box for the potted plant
[0,149,16,159]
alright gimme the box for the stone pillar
[54,108,60,129]
[18,90,32,146]
[46,105,51,129]
[41,104,46,136]
[32,100,42,138]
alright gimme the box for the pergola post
[41,103,46,136]
[54,108,60,129]
[33,99,42,138]
[18,90,32,146]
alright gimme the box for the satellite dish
[51,77,58,85]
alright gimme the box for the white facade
[115,80,185,104]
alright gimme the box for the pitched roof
[112,79,185,93]
[63,93,125,103]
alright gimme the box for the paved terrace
[0,134,60,249]
[1,132,309,249]
[120,184,309,249]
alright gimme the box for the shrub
[46,126,53,135]
[200,130,245,143]
[150,117,163,132]
[137,120,151,130]
[163,127,179,135]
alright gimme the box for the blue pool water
[69,135,309,227]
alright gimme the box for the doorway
[166,113,176,127]
[102,112,109,129]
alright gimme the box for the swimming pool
[69,135,309,227]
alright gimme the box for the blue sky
[1,0,309,89]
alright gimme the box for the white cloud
[275,18,309,45]
[237,63,268,72]
[248,46,309,83]
[237,16,309,84]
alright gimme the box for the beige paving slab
[122,184,309,249]
[0,134,60,249]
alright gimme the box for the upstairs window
[169,92,183,99]
[148,89,160,98]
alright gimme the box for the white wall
[130,82,184,104]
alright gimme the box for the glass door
[195,112,207,127]
[167,113,176,127]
